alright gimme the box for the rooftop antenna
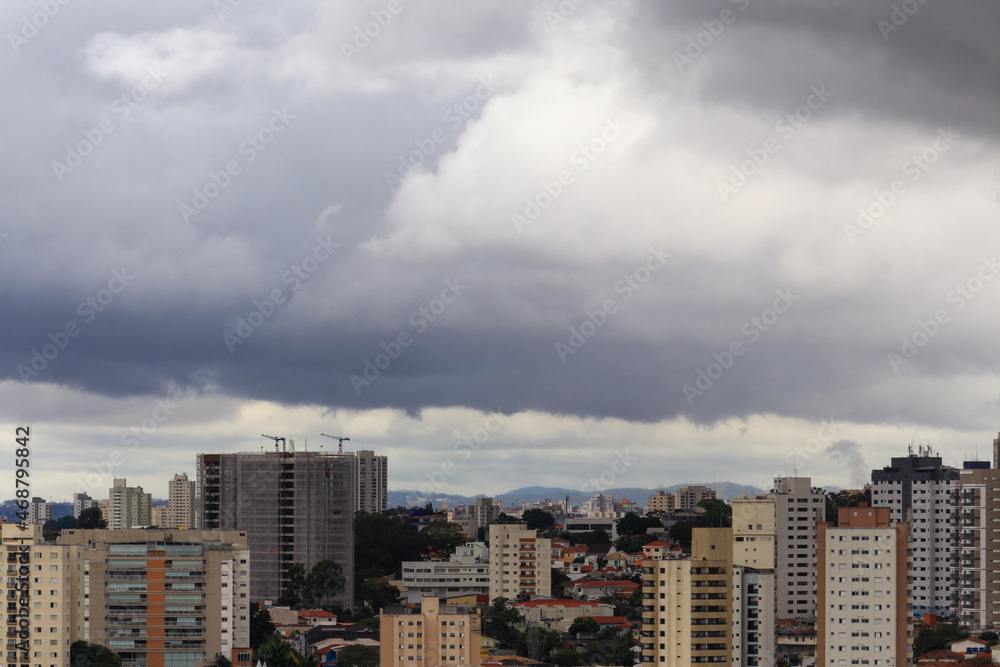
[261,434,286,452]
[320,433,349,455]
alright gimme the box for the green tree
[43,515,78,531]
[305,560,346,609]
[523,509,556,531]
[337,645,379,667]
[569,617,600,635]
[914,622,969,657]
[551,568,571,596]
[77,507,107,529]
[421,521,466,555]
[250,602,277,650]
[516,625,562,661]
[354,510,429,599]
[253,636,317,667]
[668,521,693,548]
[695,498,732,527]
[482,598,522,650]
[212,654,233,667]
[980,631,999,647]
[360,577,400,612]
[279,563,307,608]
[578,529,611,545]
[549,649,582,667]
[71,640,122,667]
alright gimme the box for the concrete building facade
[487,525,551,602]
[400,546,489,604]
[957,462,1000,630]
[732,497,777,570]
[816,507,911,667]
[196,451,355,606]
[58,528,251,667]
[27,498,52,526]
[379,597,482,667]
[72,493,98,519]
[109,479,152,530]
[870,449,959,618]
[676,486,717,512]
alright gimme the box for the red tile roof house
[949,638,990,655]
[511,599,615,633]
[564,580,639,601]
[299,609,337,625]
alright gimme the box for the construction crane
[320,433,349,454]
[261,434,286,452]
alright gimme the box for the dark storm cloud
[2,0,999,439]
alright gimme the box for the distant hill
[389,482,765,510]
[0,501,73,523]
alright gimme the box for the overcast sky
[2,0,1000,502]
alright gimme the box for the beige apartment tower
[109,479,152,530]
[58,528,251,667]
[769,477,826,620]
[957,463,1000,631]
[817,507,910,667]
[676,486,716,511]
[640,527,733,666]
[647,491,675,515]
[732,497,777,569]
[167,473,196,529]
[488,524,551,601]
[379,597,482,667]
[0,524,85,667]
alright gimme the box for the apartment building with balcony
[58,529,250,667]
[487,525,550,602]
[871,447,958,619]
[379,597,482,667]
[957,461,1000,630]
[640,527,733,666]
[0,524,84,667]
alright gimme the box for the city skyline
[2,3,999,502]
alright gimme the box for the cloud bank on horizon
[2,0,999,499]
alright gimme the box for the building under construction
[196,446,355,607]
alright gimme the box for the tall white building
[871,447,959,618]
[355,450,388,513]
[763,477,826,620]
[817,506,911,667]
[167,472,196,528]
[108,478,152,529]
[400,543,489,603]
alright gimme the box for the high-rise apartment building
[58,528,251,667]
[109,479,152,530]
[870,448,958,618]
[766,477,826,620]
[470,498,501,529]
[167,474,196,529]
[816,506,910,667]
[355,450,388,514]
[72,493,98,519]
[676,486,716,511]
[151,506,168,527]
[488,524,551,602]
[640,527,733,666]
[647,491,675,515]
[379,597,482,667]
[196,450,355,606]
[0,524,85,667]
[957,461,1000,631]
[27,497,52,525]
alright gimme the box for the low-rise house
[510,599,614,632]
[564,579,638,601]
